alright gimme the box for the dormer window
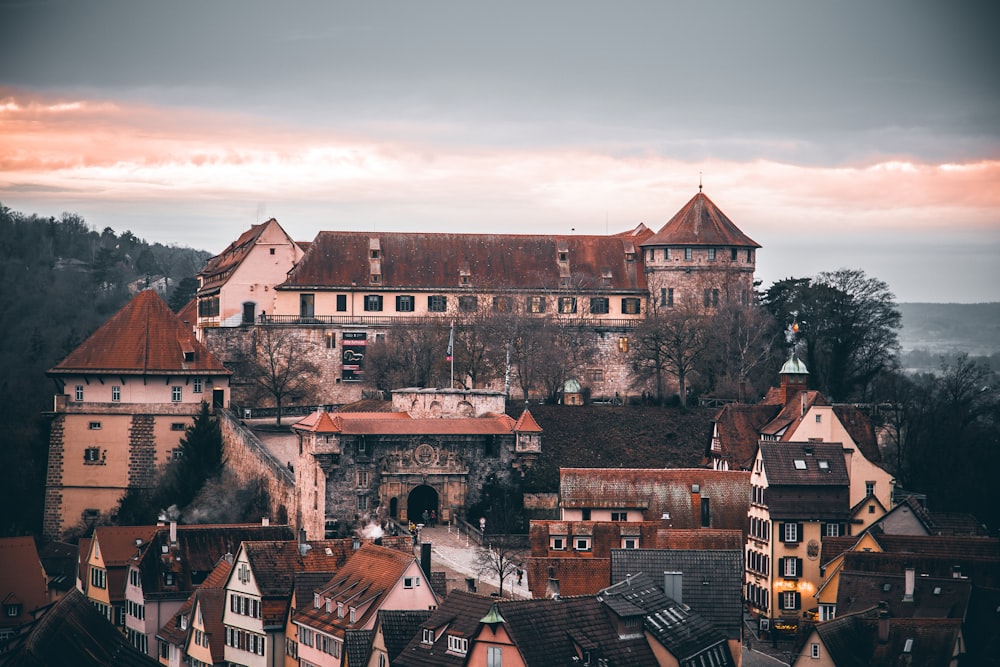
[447,635,469,655]
[184,351,195,362]
[550,536,566,551]
[421,628,434,645]
[625,251,635,261]
[349,607,356,623]
[370,249,380,259]
[371,273,381,284]
[314,593,321,609]
[558,251,568,262]
[337,602,344,617]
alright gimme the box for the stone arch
[389,497,399,519]
[457,400,474,417]
[429,401,442,417]
[407,484,439,525]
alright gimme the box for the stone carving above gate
[379,445,468,475]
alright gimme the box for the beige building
[196,190,760,404]
[44,290,231,539]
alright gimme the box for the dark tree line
[0,204,210,538]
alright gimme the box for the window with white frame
[610,511,627,521]
[782,591,800,610]
[782,557,801,578]
[783,523,800,543]
[574,536,591,552]
[171,386,182,402]
[824,523,840,537]
[112,386,121,401]
[357,470,369,488]
[193,378,203,393]
[866,481,876,497]
[421,628,434,644]
[819,604,836,621]
[404,576,420,589]
[811,643,820,659]
[621,536,639,549]
[75,385,84,401]
[550,536,566,550]
[488,646,502,667]
[447,635,468,654]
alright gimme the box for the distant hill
[897,302,1000,356]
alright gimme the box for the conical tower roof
[642,191,760,248]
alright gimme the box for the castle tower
[640,190,760,312]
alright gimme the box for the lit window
[171,386,182,402]
[621,298,641,314]
[494,296,513,312]
[618,337,629,353]
[527,296,545,313]
[558,297,577,314]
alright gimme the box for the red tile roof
[642,192,760,248]
[292,412,518,436]
[0,537,48,629]
[48,290,229,376]
[524,557,612,597]
[513,409,542,433]
[280,231,649,292]
[559,468,750,530]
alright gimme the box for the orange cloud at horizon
[2,90,998,239]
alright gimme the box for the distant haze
[1,1,997,302]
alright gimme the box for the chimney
[170,521,178,546]
[801,392,807,416]
[261,517,269,526]
[878,610,890,643]
[690,484,701,526]
[546,578,561,599]
[421,542,432,579]
[663,571,683,604]
[952,565,962,579]
[903,568,915,602]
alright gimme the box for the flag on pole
[446,320,454,361]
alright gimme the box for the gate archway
[407,485,439,525]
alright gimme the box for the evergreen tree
[170,401,226,508]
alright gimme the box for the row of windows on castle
[73,379,204,402]
[645,247,755,263]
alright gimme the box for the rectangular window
[621,298,641,314]
[171,386,182,402]
[708,248,716,261]
[357,495,369,511]
[783,523,800,543]
[588,368,604,382]
[782,591,800,610]
[171,422,186,431]
[458,296,478,312]
[371,273,381,284]
[618,336,629,353]
[589,297,609,314]
[622,537,638,549]
[556,297,576,314]
[91,568,107,589]
[526,296,545,313]
[357,470,369,488]
[866,481,875,497]
[825,523,840,537]
[493,296,513,312]
[611,511,627,521]
[111,386,121,401]
[300,293,315,318]
[421,629,434,644]
[574,537,591,551]
[684,248,693,261]
[746,249,754,263]
[428,295,447,312]
[551,536,566,550]
[487,646,502,667]
[89,422,101,430]
[364,295,383,311]
[712,288,719,307]
[404,576,419,588]
[731,248,738,261]
[447,635,468,655]
[84,446,101,463]
[396,295,415,312]
[75,386,84,401]
[782,557,801,578]
[819,604,836,621]
[336,294,347,312]
[193,378,203,394]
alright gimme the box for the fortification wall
[218,409,296,526]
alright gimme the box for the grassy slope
[513,404,716,492]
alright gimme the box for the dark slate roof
[281,231,648,292]
[642,192,760,249]
[707,403,780,469]
[2,588,161,667]
[963,585,1000,666]
[48,290,229,376]
[37,540,78,594]
[798,608,962,667]
[759,441,849,486]
[344,628,374,667]
[559,468,750,530]
[375,609,433,663]
[395,590,495,667]
[835,570,972,619]
[839,550,1000,589]
[139,523,293,599]
[598,573,734,666]
[610,549,744,640]
[831,404,881,463]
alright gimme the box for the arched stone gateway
[407,484,439,526]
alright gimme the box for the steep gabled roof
[156,556,233,663]
[642,191,760,248]
[197,218,302,292]
[513,409,542,433]
[759,441,849,486]
[375,609,433,663]
[1,589,161,667]
[835,570,972,619]
[0,538,48,629]
[294,543,427,635]
[395,590,495,667]
[48,290,229,376]
[280,231,648,292]
[708,403,781,469]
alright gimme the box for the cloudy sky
[2,1,998,302]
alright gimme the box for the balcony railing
[258,314,641,329]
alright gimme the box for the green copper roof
[479,603,506,625]
[779,353,809,375]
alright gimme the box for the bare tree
[629,293,712,405]
[243,327,320,425]
[472,479,527,598]
[365,322,450,390]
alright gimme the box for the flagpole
[447,320,455,388]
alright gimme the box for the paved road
[417,524,531,599]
